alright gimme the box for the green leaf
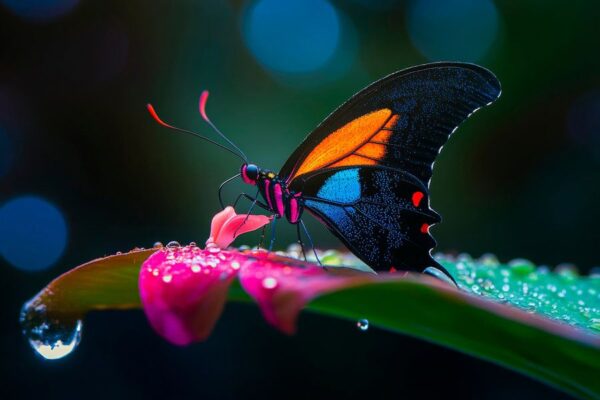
[24,248,153,317]
[21,249,600,399]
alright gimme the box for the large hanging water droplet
[20,300,82,360]
[356,319,369,331]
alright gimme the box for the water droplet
[189,241,197,247]
[502,284,510,292]
[115,251,122,255]
[537,265,550,274]
[166,241,180,249]
[556,263,578,280]
[20,300,82,360]
[482,279,494,291]
[191,265,201,273]
[231,261,241,270]
[262,277,278,289]
[508,258,535,276]
[162,274,172,283]
[423,266,457,287]
[590,319,600,331]
[479,253,499,266]
[356,319,369,331]
[153,241,163,248]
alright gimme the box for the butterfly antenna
[146,103,247,162]
[198,90,248,163]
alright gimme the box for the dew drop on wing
[20,300,82,360]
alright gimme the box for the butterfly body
[241,163,304,224]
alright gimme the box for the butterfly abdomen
[256,171,303,224]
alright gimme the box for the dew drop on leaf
[508,258,535,276]
[356,319,369,331]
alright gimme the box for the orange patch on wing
[371,115,398,142]
[356,142,386,159]
[292,109,392,178]
[330,155,377,169]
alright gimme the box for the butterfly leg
[296,223,308,261]
[300,219,322,266]
[232,197,258,238]
[268,216,278,251]
[218,173,241,209]
[258,224,268,249]
[232,192,270,211]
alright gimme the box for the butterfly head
[241,163,259,185]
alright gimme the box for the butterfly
[147,62,501,276]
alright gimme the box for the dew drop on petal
[356,319,369,331]
[153,241,163,248]
[262,277,278,289]
[231,261,241,270]
[162,274,173,283]
[166,241,180,249]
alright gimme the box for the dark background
[1,0,598,399]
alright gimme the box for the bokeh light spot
[0,196,68,271]
[406,0,499,61]
[1,0,79,21]
[242,0,341,74]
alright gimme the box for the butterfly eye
[242,164,259,184]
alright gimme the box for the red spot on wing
[420,223,429,234]
[412,191,424,207]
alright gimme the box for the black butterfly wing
[293,166,441,272]
[280,62,501,186]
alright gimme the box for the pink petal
[213,213,270,249]
[206,206,270,249]
[238,251,376,334]
[139,245,241,345]
[207,206,237,246]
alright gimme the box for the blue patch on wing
[316,168,360,204]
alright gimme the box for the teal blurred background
[1,1,598,399]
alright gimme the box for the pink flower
[206,206,270,249]
[139,207,374,345]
